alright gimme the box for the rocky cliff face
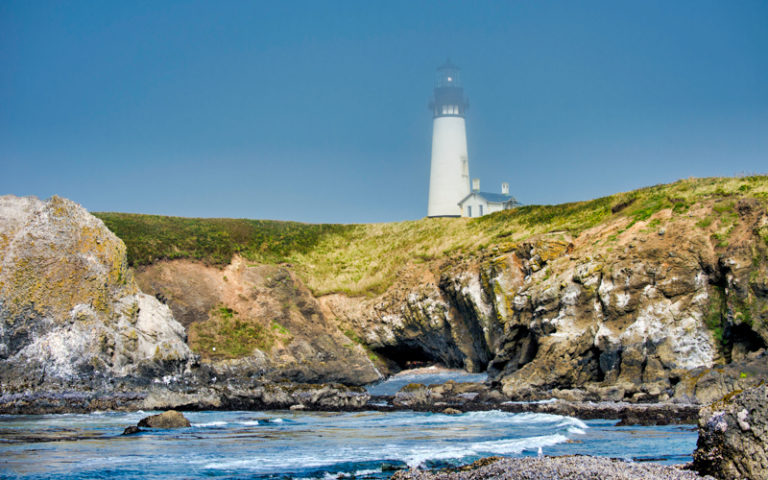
[321,197,768,403]
[128,192,768,403]
[0,195,192,391]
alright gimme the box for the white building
[427,61,519,218]
[458,179,520,218]
[427,60,470,217]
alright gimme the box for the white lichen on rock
[0,195,193,388]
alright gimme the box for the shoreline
[0,387,699,426]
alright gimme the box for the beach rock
[137,410,191,428]
[442,408,462,415]
[392,455,714,480]
[694,384,768,479]
[122,425,142,435]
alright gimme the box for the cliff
[2,176,768,408]
[0,195,192,392]
[95,176,768,403]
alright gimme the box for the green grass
[188,305,276,359]
[94,213,356,266]
[96,175,768,297]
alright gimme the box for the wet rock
[442,408,462,415]
[694,384,768,479]
[137,410,191,428]
[122,426,142,435]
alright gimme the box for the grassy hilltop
[95,176,768,297]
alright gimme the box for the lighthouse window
[442,105,448,115]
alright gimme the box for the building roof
[458,191,520,205]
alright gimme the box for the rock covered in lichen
[694,384,768,479]
[0,195,193,390]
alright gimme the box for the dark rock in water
[122,425,142,435]
[694,384,768,480]
[137,410,191,428]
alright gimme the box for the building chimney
[472,178,480,192]
[501,182,509,195]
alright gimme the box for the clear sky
[1,1,766,223]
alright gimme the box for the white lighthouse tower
[427,60,470,217]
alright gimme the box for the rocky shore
[0,380,370,414]
[0,380,698,430]
[392,456,715,480]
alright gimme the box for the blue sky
[1,1,766,223]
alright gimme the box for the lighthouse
[427,60,470,217]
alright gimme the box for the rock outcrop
[326,196,768,403]
[694,384,768,480]
[0,195,193,391]
[137,410,191,428]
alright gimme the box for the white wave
[557,417,589,429]
[404,433,569,468]
[271,418,284,424]
[472,434,569,455]
[193,421,227,427]
[462,410,577,426]
[404,444,475,468]
[568,427,586,435]
[239,420,260,426]
[352,468,382,477]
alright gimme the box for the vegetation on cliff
[96,176,768,297]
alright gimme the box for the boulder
[137,410,191,428]
[122,425,142,435]
[694,384,768,479]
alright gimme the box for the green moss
[270,321,290,335]
[706,286,727,348]
[401,383,426,392]
[733,300,754,327]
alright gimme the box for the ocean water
[0,409,698,479]
[365,367,488,396]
